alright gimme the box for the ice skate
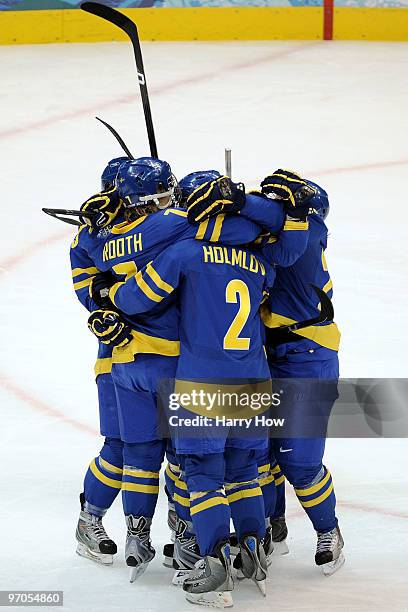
[271,516,289,556]
[172,519,203,586]
[315,526,345,576]
[76,503,117,566]
[183,542,233,608]
[125,515,155,582]
[234,535,267,596]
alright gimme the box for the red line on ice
[0,42,316,141]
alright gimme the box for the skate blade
[185,591,233,609]
[76,543,113,566]
[129,562,148,583]
[172,568,193,586]
[254,578,267,597]
[322,551,345,576]
[273,540,289,556]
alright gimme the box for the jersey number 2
[223,279,251,351]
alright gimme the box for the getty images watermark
[167,384,285,428]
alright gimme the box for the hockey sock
[190,490,231,557]
[83,437,123,516]
[172,469,194,533]
[226,479,265,541]
[271,462,286,519]
[183,453,230,556]
[258,462,277,521]
[294,465,338,533]
[122,440,164,518]
[165,461,180,509]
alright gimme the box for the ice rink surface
[1,39,408,611]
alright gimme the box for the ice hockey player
[70,156,131,565]
[92,238,274,608]
[259,169,344,575]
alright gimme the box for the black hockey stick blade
[81,2,158,158]
[96,117,134,159]
[285,285,334,333]
[42,207,96,227]
[265,285,334,347]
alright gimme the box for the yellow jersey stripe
[72,266,98,278]
[146,263,174,294]
[94,357,113,377]
[74,277,93,291]
[195,218,209,240]
[89,459,122,489]
[99,457,123,475]
[283,220,309,231]
[190,496,228,516]
[322,248,328,272]
[111,330,180,363]
[135,271,164,303]
[295,470,331,497]
[261,309,340,352]
[122,468,159,479]
[121,482,160,494]
[298,483,334,508]
[164,209,188,218]
[227,487,263,504]
[323,278,333,293]
[210,214,226,242]
[111,216,146,234]
[174,493,190,507]
[271,465,282,475]
[274,475,285,486]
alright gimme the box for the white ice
[0,39,407,611]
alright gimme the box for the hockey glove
[89,271,116,310]
[88,310,133,348]
[80,186,122,229]
[187,176,246,225]
[260,169,316,220]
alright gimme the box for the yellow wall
[0,7,322,44]
[334,8,408,41]
[1,6,407,45]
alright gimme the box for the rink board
[1,7,408,44]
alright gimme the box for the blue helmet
[309,181,330,220]
[115,157,180,212]
[179,170,222,204]
[101,156,129,191]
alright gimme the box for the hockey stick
[96,117,135,159]
[265,285,334,346]
[81,2,158,158]
[42,207,96,227]
[225,148,232,178]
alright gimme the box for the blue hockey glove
[88,310,133,347]
[89,271,116,310]
[260,169,316,220]
[187,176,246,225]
[80,186,122,229]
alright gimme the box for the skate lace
[90,519,110,543]
[316,530,335,553]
